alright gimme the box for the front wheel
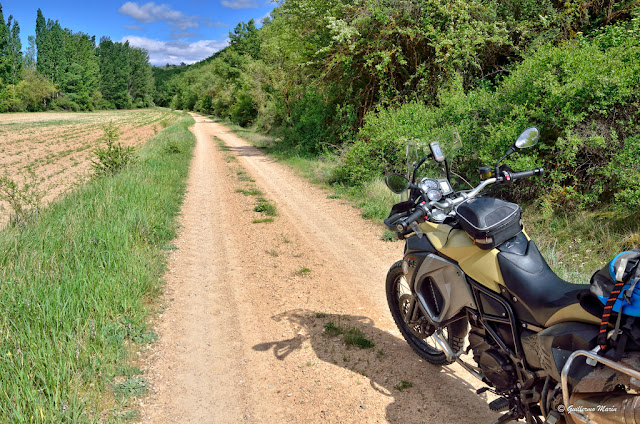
[386,260,467,365]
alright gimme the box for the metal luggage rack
[560,349,640,423]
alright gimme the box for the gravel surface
[140,113,500,423]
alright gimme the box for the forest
[157,0,640,212]
[0,4,154,112]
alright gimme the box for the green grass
[252,217,274,224]
[295,267,312,276]
[323,322,343,337]
[0,113,195,421]
[395,380,413,392]
[525,208,640,283]
[382,230,396,241]
[236,187,262,196]
[254,198,277,216]
[323,321,375,349]
[113,377,148,398]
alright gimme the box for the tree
[229,19,261,59]
[15,68,56,111]
[59,32,100,110]
[24,36,36,70]
[6,15,22,86]
[97,38,132,109]
[128,47,154,107]
[0,4,9,86]
[35,10,67,84]
[35,9,49,79]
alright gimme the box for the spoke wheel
[386,260,467,365]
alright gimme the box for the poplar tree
[35,9,50,79]
[98,38,132,109]
[0,4,9,86]
[6,16,22,86]
[128,47,154,106]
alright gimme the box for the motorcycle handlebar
[395,167,543,231]
[396,205,428,232]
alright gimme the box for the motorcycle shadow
[253,309,500,423]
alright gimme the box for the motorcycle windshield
[406,130,462,183]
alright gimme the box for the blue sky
[0,0,275,65]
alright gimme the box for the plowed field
[0,109,179,226]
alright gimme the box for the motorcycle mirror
[496,127,541,167]
[385,174,410,194]
[514,127,540,149]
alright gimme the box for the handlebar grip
[511,167,544,180]
[396,205,427,232]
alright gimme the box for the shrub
[229,92,258,127]
[278,90,336,156]
[340,21,640,209]
[50,96,81,111]
[0,170,43,226]
[92,122,135,176]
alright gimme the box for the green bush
[280,90,336,156]
[229,91,258,127]
[50,96,81,111]
[341,20,640,208]
[92,122,135,176]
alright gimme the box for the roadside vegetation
[0,114,195,421]
[0,108,179,227]
[159,1,639,281]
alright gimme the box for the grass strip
[0,112,195,422]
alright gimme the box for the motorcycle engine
[478,349,516,392]
[469,327,517,392]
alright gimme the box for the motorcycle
[383,128,640,424]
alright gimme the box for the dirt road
[141,114,499,423]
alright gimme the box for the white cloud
[220,0,259,9]
[119,2,211,31]
[119,2,184,23]
[123,35,228,65]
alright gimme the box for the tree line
[0,4,154,112]
[156,0,640,209]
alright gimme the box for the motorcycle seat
[497,239,591,327]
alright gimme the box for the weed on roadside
[0,169,44,226]
[236,187,262,196]
[295,267,312,276]
[395,380,413,392]
[254,198,277,216]
[113,377,148,398]
[323,321,374,349]
[343,328,375,349]
[382,230,396,242]
[237,170,254,182]
[253,217,274,224]
[324,321,343,337]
